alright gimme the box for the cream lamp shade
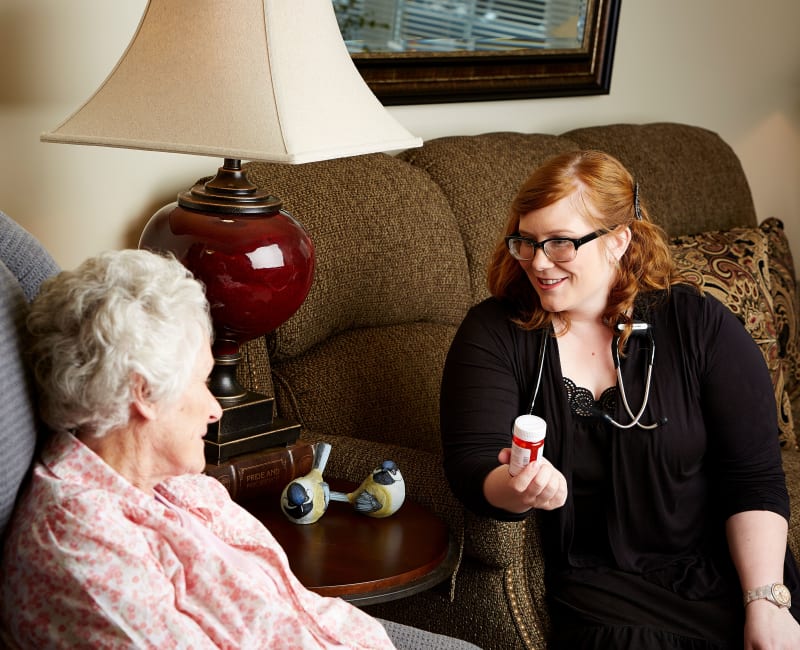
[41,0,422,162]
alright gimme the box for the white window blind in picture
[333,0,587,53]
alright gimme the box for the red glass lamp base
[141,200,314,352]
[139,159,314,448]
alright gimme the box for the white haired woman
[0,249,479,650]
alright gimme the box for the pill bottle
[508,414,547,476]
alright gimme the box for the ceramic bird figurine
[330,460,405,518]
[280,442,331,525]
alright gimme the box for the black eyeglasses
[505,229,607,262]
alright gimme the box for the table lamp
[41,0,422,460]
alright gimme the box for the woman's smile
[536,276,567,289]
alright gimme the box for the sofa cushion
[564,123,758,236]
[272,322,455,454]
[669,226,795,449]
[759,218,800,403]
[399,132,580,303]
[244,153,472,360]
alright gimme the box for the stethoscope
[530,321,667,430]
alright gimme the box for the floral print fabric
[1,431,394,649]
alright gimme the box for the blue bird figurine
[330,460,405,518]
[280,442,331,525]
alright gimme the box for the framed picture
[335,0,622,105]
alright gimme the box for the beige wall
[1,1,799,271]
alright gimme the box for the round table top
[243,480,457,605]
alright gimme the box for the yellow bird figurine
[330,460,405,518]
[280,442,331,525]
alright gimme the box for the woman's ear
[607,226,632,262]
[130,373,157,421]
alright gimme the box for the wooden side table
[243,480,457,606]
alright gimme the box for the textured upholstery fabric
[0,261,36,541]
[380,618,481,649]
[244,153,471,360]
[397,132,579,302]
[0,212,58,542]
[0,211,59,301]
[273,323,455,454]
[238,124,799,650]
[562,123,758,235]
[760,218,800,403]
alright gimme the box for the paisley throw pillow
[670,226,796,449]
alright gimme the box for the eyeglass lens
[507,238,577,262]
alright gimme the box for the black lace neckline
[563,377,617,418]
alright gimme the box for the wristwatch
[743,583,792,608]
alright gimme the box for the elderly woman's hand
[483,448,568,514]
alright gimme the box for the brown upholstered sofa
[237,123,800,650]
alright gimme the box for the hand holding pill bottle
[508,414,547,476]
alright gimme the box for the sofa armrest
[463,511,525,569]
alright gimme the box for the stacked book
[205,441,315,503]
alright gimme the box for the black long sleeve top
[441,285,795,599]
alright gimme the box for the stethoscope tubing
[530,323,664,430]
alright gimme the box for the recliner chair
[0,211,58,649]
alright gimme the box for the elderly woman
[0,250,476,650]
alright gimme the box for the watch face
[772,583,792,607]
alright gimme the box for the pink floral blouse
[0,431,395,649]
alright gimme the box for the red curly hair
[487,150,696,348]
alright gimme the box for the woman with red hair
[441,150,800,649]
